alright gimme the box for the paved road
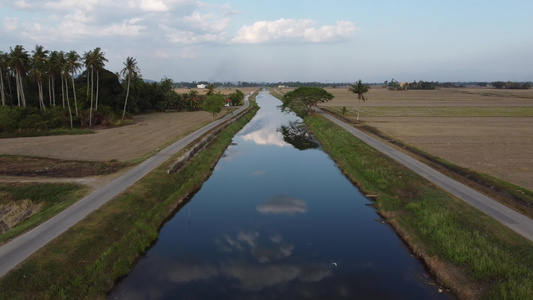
[319,110,533,243]
[0,99,250,278]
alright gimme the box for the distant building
[197,84,207,89]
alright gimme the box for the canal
[109,90,454,299]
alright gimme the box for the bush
[0,106,72,134]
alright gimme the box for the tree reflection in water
[278,121,319,151]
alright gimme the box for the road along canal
[109,91,454,299]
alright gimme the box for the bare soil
[321,87,533,191]
[0,110,225,162]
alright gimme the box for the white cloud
[3,17,19,32]
[139,0,168,12]
[184,12,229,33]
[14,0,32,9]
[167,30,223,44]
[154,49,170,58]
[99,18,146,36]
[45,0,108,11]
[181,47,197,59]
[231,18,356,44]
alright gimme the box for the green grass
[329,106,533,117]
[0,183,88,243]
[0,101,259,299]
[305,114,533,300]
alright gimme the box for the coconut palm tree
[65,50,81,116]
[47,51,62,106]
[185,89,199,110]
[120,56,140,120]
[30,45,49,110]
[62,59,73,128]
[0,51,8,106]
[206,83,216,96]
[8,45,30,107]
[83,50,95,126]
[58,51,66,108]
[84,47,109,127]
[348,79,370,121]
[83,49,92,102]
[92,47,107,111]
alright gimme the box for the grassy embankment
[0,97,259,299]
[305,114,533,300]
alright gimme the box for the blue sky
[1,0,532,83]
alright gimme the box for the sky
[1,0,532,83]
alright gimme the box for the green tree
[121,56,140,120]
[47,51,62,107]
[348,79,370,121]
[0,51,8,106]
[184,90,200,110]
[30,45,49,110]
[280,86,334,118]
[228,89,244,106]
[92,48,108,111]
[202,93,225,118]
[65,50,81,117]
[9,45,30,107]
[84,47,108,127]
[60,53,73,128]
[206,83,217,96]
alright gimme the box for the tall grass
[306,114,533,300]
[0,101,259,299]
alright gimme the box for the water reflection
[241,116,290,147]
[215,230,294,263]
[279,121,319,150]
[257,194,307,215]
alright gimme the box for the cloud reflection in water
[257,194,307,215]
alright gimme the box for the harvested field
[0,110,227,162]
[321,87,533,107]
[320,87,533,191]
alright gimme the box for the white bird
[332,262,338,267]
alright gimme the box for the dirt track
[0,111,224,162]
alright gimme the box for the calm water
[109,91,454,300]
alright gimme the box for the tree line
[0,45,245,135]
[491,81,531,89]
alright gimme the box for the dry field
[0,110,226,162]
[320,87,533,191]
